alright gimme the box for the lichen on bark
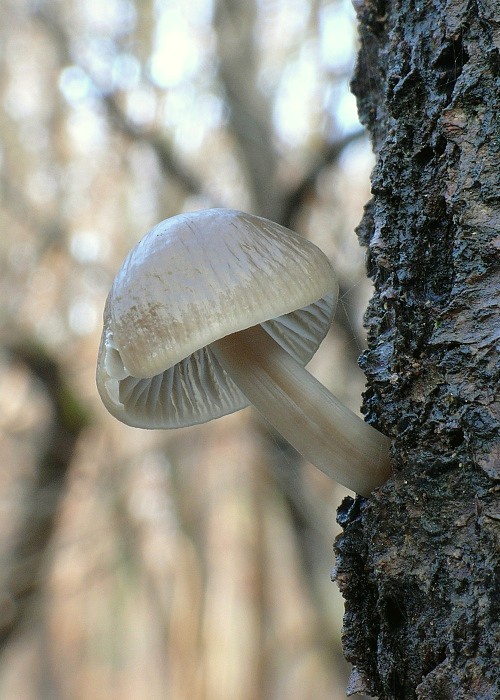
[333,1,500,698]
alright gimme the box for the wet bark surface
[333,0,500,697]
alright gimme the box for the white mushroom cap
[97,209,338,429]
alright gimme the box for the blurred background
[0,0,375,697]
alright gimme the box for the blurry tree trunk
[334,1,499,698]
[0,344,89,648]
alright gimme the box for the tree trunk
[333,1,500,698]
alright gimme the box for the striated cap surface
[97,208,338,428]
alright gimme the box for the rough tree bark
[333,1,499,698]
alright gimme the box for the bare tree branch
[103,95,206,198]
[33,8,206,199]
[281,129,367,229]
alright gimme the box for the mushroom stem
[211,324,392,496]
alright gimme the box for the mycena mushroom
[96,209,392,496]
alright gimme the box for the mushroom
[96,208,392,496]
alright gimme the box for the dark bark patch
[335,1,500,697]
[433,34,469,101]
